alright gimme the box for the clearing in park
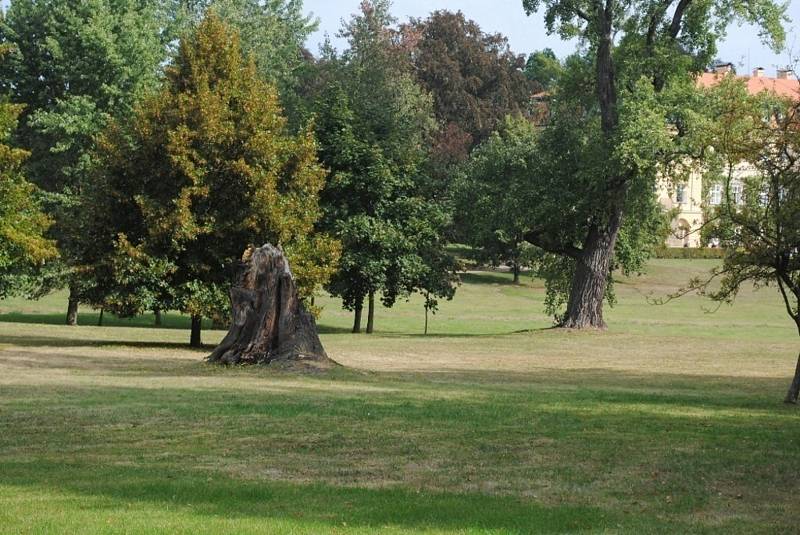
[1,259,798,534]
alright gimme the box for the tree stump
[207,244,335,368]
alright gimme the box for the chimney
[777,68,795,80]
[752,67,765,78]
[714,63,733,75]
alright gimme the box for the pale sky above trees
[305,0,800,74]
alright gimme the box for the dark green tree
[314,1,458,334]
[0,0,165,324]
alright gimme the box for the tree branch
[523,228,582,259]
[668,0,692,39]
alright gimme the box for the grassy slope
[0,260,798,534]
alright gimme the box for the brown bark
[190,315,202,347]
[352,301,363,334]
[207,244,333,367]
[562,207,623,329]
[154,309,162,327]
[784,352,800,404]
[66,287,79,326]
[366,291,375,334]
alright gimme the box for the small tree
[93,13,338,346]
[678,80,800,403]
[456,116,539,283]
[314,1,456,334]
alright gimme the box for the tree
[0,0,165,324]
[0,82,57,297]
[456,116,540,283]
[673,79,800,403]
[314,1,457,334]
[525,48,562,90]
[520,0,786,328]
[93,13,338,346]
[404,10,534,196]
[176,0,318,127]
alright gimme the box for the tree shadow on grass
[461,271,518,286]
[0,333,209,351]
[0,460,618,533]
[0,311,204,330]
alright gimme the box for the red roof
[697,72,800,99]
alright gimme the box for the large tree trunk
[190,315,202,347]
[366,291,375,334]
[562,207,623,330]
[560,12,622,330]
[785,352,800,404]
[154,309,162,327]
[66,287,79,326]
[512,263,520,284]
[207,244,333,367]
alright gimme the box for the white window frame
[709,184,723,206]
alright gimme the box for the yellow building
[658,65,799,248]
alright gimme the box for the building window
[676,184,686,204]
[709,184,723,205]
[731,183,743,205]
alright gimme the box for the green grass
[1,259,799,533]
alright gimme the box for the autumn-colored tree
[407,10,534,152]
[0,90,57,297]
[92,13,338,346]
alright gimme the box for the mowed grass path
[1,260,798,533]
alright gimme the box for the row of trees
[0,0,551,343]
[2,0,799,397]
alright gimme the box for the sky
[303,0,800,75]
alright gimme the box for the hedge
[654,246,726,259]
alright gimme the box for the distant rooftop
[697,66,800,99]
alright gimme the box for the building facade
[658,65,799,247]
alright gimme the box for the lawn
[0,259,798,533]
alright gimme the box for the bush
[653,246,726,259]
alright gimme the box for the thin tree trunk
[562,208,623,330]
[66,287,79,326]
[154,309,162,327]
[366,291,375,334]
[352,300,363,334]
[784,352,800,404]
[190,315,202,347]
[97,308,104,327]
[424,306,429,335]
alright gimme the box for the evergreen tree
[93,13,337,346]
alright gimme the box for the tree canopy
[520,0,786,328]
